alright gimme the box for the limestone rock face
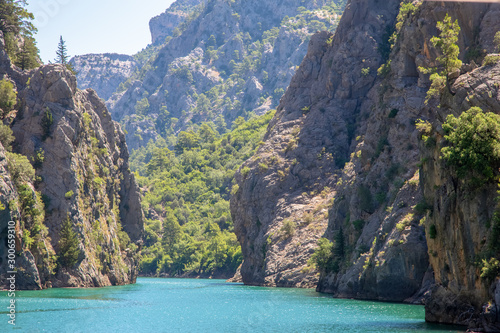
[149,0,206,44]
[420,62,500,330]
[232,3,500,330]
[0,29,144,289]
[10,64,144,288]
[70,54,138,101]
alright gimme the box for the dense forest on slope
[131,111,274,277]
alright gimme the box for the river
[1,278,466,332]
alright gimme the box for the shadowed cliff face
[0,31,144,289]
[231,0,500,329]
[231,0,404,289]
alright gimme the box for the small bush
[0,123,14,151]
[429,224,437,239]
[396,213,414,231]
[388,108,398,118]
[480,258,500,282]
[280,219,295,238]
[0,79,17,115]
[482,54,500,67]
[6,152,35,187]
[241,166,250,178]
[118,229,131,251]
[41,108,53,141]
[358,185,373,212]
[258,163,268,172]
[65,190,74,199]
[352,219,365,232]
[33,148,45,169]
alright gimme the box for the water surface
[0,278,466,332]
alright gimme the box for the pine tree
[54,36,76,74]
[419,14,462,102]
[0,0,38,64]
[57,215,81,268]
[15,37,40,70]
[55,36,69,64]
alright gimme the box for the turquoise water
[0,278,465,333]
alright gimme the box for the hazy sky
[27,0,175,63]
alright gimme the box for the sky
[27,0,176,63]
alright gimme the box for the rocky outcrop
[231,0,500,330]
[0,30,144,289]
[149,0,206,44]
[70,53,138,101]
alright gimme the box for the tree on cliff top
[55,36,76,74]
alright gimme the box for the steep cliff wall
[70,53,138,101]
[149,0,206,45]
[0,31,144,289]
[231,0,500,330]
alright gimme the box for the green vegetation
[131,111,275,277]
[55,36,76,74]
[41,108,53,141]
[480,257,500,282]
[0,79,17,116]
[0,0,40,70]
[280,219,295,239]
[309,229,344,274]
[0,123,14,150]
[494,31,500,52]
[58,215,81,268]
[419,14,462,102]
[482,54,500,67]
[441,107,500,185]
[429,224,437,239]
[6,151,35,187]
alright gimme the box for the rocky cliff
[70,53,138,101]
[149,0,206,45]
[105,0,344,149]
[0,31,144,289]
[231,0,500,330]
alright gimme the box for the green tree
[0,0,38,62]
[15,37,40,70]
[58,215,81,268]
[55,36,69,64]
[419,14,462,102]
[494,31,500,52]
[41,108,53,141]
[309,238,336,273]
[0,123,14,151]
[55,36,76,74]
[441,107,500,185]
[0,79,17,116]
[175,130,200,154]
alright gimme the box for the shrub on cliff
[58,215,81,268]
[441,107,500,185]
[0,79,17,116]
